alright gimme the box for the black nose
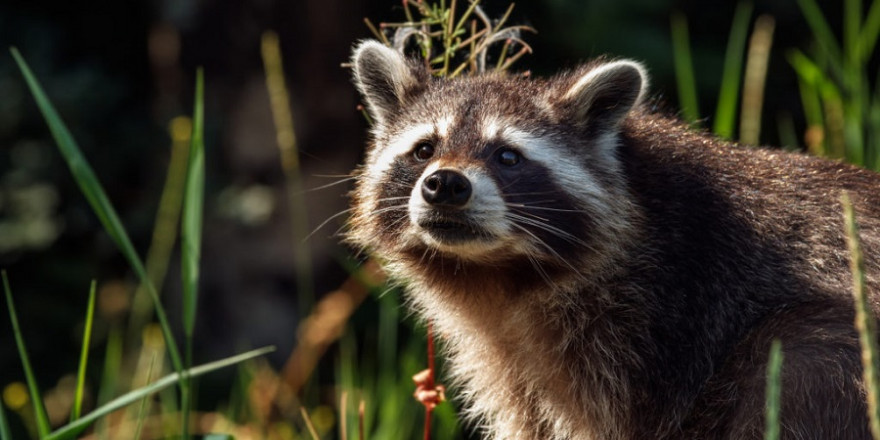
[421,169,472,207]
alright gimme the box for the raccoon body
[348,40,880,439]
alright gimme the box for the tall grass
[71,280,97,422]
[3,271,51,439]
[713,2,754,139]
[789,0,880,169]
[7,49,273,439]
[670,12,700,124]
[10,47,185,377]
[843,193,880,439]
[669,1,776,144]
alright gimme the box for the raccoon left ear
[558,60,648,132]
[351,40,423,127]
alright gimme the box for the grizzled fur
[347,40,880,439]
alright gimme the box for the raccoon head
[349,40,645,283]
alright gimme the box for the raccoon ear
[352,40,422,126]
[558,60,647,132]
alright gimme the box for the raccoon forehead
[409,77,549,124]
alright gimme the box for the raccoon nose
[421,169,472,207]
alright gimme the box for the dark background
[0,0,848,437]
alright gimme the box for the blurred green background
[0,0,864,438]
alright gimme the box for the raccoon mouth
[418,219,489,244]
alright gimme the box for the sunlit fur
[348,41,880,439]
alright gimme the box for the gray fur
[348,40,880,439]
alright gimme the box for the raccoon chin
[411,221,507,261]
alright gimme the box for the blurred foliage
[0,0,871,438]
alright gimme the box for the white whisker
[305,176,358,193]
[307,208,353,241]
[505,212,590,248]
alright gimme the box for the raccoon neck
[394,238,648,439]
[404,273,642,439]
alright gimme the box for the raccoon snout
[421,169,472,207]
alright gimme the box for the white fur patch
[436,115,454,138]
[499,127,616,216]
[407,162,512,260]
[563,60,649,107]
[352,41,417,126]
[368,123,434,178]
[481,117,501,140]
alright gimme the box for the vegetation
[4,0,880,439]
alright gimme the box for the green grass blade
[10,47,184,376]
[670,12,700,123]
[2,271,51,438]
[180,67,205,440]
[842,193,880,439]
[795,0,844,79]
[713,2,753,138]
[132,355,157,440]
[844,0,861,64]
[860,0,880,62]
[0,393,10,440]
[46,346,275,440]
[182,68,205,341]
[764,339,783,440]
[71,280,97,422]
[96,326,122,440]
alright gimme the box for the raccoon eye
[413,142,435,162]
[497,148,521,166]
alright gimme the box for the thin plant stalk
[71,280,97,422]
[340,391,348,440]
[843,0,866,167]
[670,12,700,123]
[300,407,320,440]
[260,31,314,318]
[764,340,783,440]
[739,14,775,145]
[182,68,205,345]
[424,321,437,440]
[842,193,880,439]
[132,355,158,440]
[359,399,366,440]
[96,327,123,440]
[180,67,206,440]
[128,116,192,342]
[2,271,51,438]
[713,2,753,139]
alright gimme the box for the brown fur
[348,41,880,439]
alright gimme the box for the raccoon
[347,40,880,439]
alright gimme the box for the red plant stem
[424,320,436,440]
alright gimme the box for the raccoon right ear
[557,60,648,132]
[352,40,422,126]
